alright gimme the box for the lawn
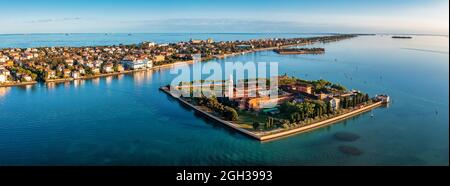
[236,110,270,129]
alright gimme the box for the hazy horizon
[0,32,448,36]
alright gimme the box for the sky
[0,0,448,34]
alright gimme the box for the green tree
[224,106,239,121]
[364,93,369,102]
[253,122,260,130]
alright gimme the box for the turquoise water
[0,34,448,165]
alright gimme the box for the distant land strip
[401,48,449,54]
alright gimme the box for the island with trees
[160,75,390,141]
[392,36,413,39]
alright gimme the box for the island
[274,48,325,54]
[160,75,390,141]
[392,36,413,39]
[0,35,356,87]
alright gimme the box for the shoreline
[160,86,384,141]
[0,81,37,87]
[259,101,382,141]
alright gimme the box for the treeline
[280,100,332,124]
[341,93,370,109]
[9,66,38,81]
[279,75,347,93]
[253,117,291,130]
[194,96,239,121]
[252,100,333,130]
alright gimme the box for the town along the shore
[0,35,355,87]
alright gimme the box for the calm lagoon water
[0,34,448,165]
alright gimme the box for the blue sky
[0,0,448,34]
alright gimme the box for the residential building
[23,75,32,82]
[248,95,292,111]
[102,62,114,73]
[190,39,203,44]
[85,61,94,68]
[325,97,341,111]
[93,60,103,68]
[65,59,74,66]
[146,60,153,68]
[46,70,56,79]
[78,68,86,75]
[0,55,9,63]
[63,69,71,78]
[116,64,125,72]
[71,71,80,79]
[146,42,156,47]
[236,44,254,50]
[57,64,65,72]
[121,57,149,70]
[0,74,6,83]
[294,84,312,94]
[91,68,100,74]
[315,93,329,100]
[376,95,390,104]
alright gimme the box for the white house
[85,61,94,68]
[121,58,149,70]
[326,97,341,111]
[0,55,9,63]
[71,71,80,79]
[65,59,74,66]
[46,70,56,79]
[93,60,103,68]
[78,68,86,75]
[23,75,32,82]
[146,42,156,47]
[102,62,114,73]
[146,60,153,68]
[0,74,7,83]
[91,68,100,74]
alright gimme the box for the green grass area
[236,110,269,127]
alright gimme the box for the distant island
[0,35,355,87]
[161,75,390,141]
[392,36,413,39]
[274,48,325,55]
